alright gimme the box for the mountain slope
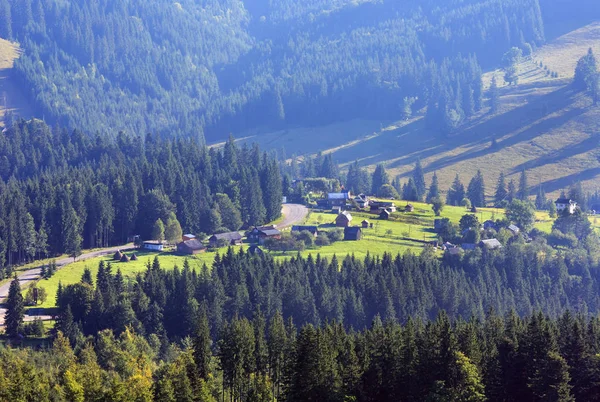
[0,38,31,127]
[241,22,600,198]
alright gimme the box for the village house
[248,227,282,245]
[291,226,319,237]
[405,204,415,213]
[328,191,352,208]
[379,209,391,220]
[143,241,164,251]
[344,227,362,241]
[336,211,353,227]
[555,198,577,214]
[361,220,370,229]
[354,194,369,208]
[483,220,497,231]
[209,232,243,247]
[182,234,196,241]
[370,201,396,212]
[446,247,463,256]
[480,239,503,250]
[507,224,520,236]
[177,239,206,255]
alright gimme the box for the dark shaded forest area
[0,119,282,275]
[0,0,549,140]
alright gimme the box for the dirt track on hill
[0,245,133,327]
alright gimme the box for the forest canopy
[0,0,548,141]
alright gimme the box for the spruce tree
[164,212,183,244]
[467,171,486,207]
[371,164,390,196]
[426,172,440,204]
[152,219,165,241]
[193,308,212,381]
[507,179,517,202]
[413,159,426,201]
[447,175,466,206]
[518,170,528,200]
[489,75,500,113]
[535,186,547,210]
[495,173,508,206]
[4,275,24,337]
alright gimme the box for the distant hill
[240,22,600,199]
[0,38,31,127]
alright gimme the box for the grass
[226,23,600,201]
[35,248,238,309]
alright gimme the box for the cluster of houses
[138,226,285,256]
[319,190,415,220]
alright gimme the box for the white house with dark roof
[555,198,577,214]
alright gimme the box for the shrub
[315,234,330,246]
[327,229,344,243]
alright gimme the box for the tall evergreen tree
[518,170,528,201]
[4,276,24,337]
[507,179,517,203]
[467,171,486,207]
[426,172,440,204]
[447,175,466,206]
[193,307,212,381]
[495,173,508,206]
[371,164,390,196]
[489,75,500,113]
[413,159,426,201]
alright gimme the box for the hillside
[240,22,600,199]
[0,38,30,127]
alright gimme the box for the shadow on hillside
[539,167,600,193]
[511,136,599,173]
[342,85,583,175]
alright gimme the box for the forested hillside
[0,119,282,276]
[0,0,547,140]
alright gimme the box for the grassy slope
[235,22,600,200]
[39,200,600,309]
[0,38,31,127]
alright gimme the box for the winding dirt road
[0,204,309,328]
[0,245,133,326]
[279,203,309,229]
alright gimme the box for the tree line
[0,0,549,139]
[0,119,282,278]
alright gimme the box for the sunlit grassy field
[33,199,600,309]
[36,248,236,309]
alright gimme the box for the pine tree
[193,308,212,381]
[152,218,165,241]
[0,0,12,40]
[164,212,183,244]
[574,48,598,91]
[489,75,500,113]
[4,276,24,337]
[507,179,517,202]
[63,204,82,261]
[426,172,440,203]
[518,170,528,200]
[413,159,426,201]
[81,267,93,286]
[447,175,466,206]
[371,164,390,196]
[535,186,547,210]
[402,178,418,202]
[495,173,508,206]
[467,171,486,207]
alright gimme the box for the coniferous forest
[0,0,553,140]
[2,0,600,400]
[0,119,282,275]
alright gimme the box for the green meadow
[32,200,600,309]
